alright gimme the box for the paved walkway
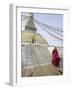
[21,64,62,77]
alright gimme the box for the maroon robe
[52,48,60,67]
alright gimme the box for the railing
[21,41,63,48]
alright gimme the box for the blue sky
[21,13,63,47]
[34,13,63,29]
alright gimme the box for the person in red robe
[52,47,60,67]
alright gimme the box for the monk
[52,47,60,67]
[52,47,63,74]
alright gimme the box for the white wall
[0,0,72,89]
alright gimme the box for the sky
[34,13,63,28]
[21,13,63,47]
